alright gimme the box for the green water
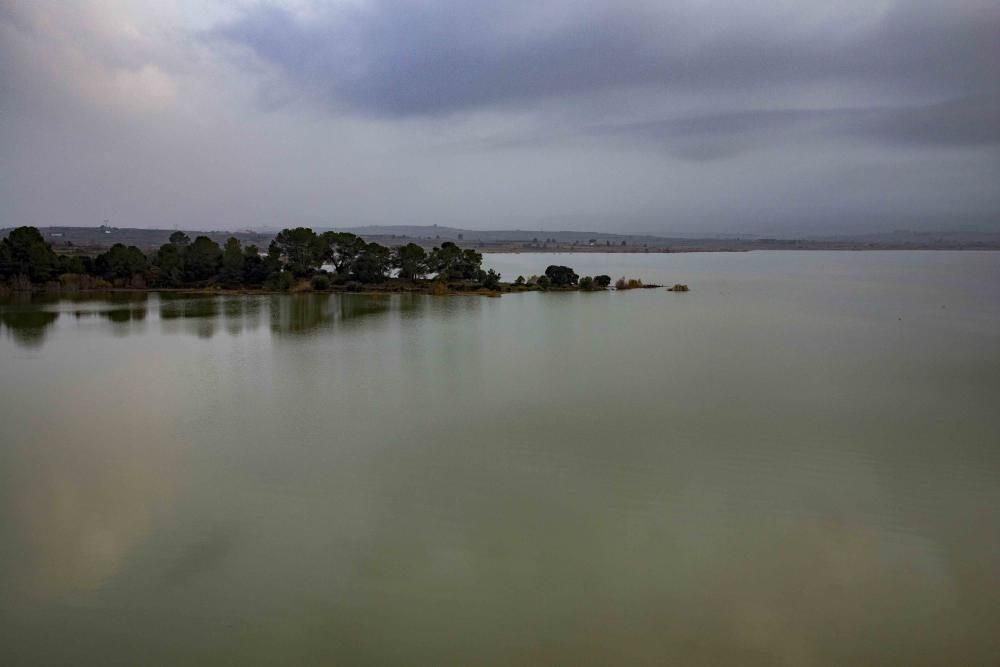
[1,251,999,665]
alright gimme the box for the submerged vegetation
[1,226,666,296]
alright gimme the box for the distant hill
[812,229,1000,245]
[8,226,273,253]
[8,225,677,252]
[333,225,673,245]
[5,225,998,254]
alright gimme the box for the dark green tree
[594,274,611,288]
[544,265,579,287]
[322,231,367,275]
[169,231,191,247]
[95,244,147,280]
[0,226,59,282]
[220,237,245,285]
[269,227,323,276]
[392,243,428,282]
[429,242,483,280]
[460,249,484,279]
[183,236,222,282]
[153,243,184,286]
[352,242,392,283]
[481,268,501,290]
[241,245,274,285]
[57,254,88,275]
[429,241,461,278]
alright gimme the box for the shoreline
[2,285,499,298]
[476,245,1000,253]
[0,282,671,299]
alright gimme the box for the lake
[2,251,999,665]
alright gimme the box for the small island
[1,226,670,297]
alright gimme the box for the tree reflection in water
[0,309,60,348]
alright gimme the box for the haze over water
[1,251,999,665]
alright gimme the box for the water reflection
[268,293,417,336]
[222,297,262,336]
[0,253,999,664]
[100,298,148,336]
[0,308,60,348]
[159,295,219,339]
[269,294,336,335]
[0,292,457,348]
[0,380,179,600]
[0,292,157,348]
[102,307,147,323]
[155,295,268,339]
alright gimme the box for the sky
[1,0,998,235]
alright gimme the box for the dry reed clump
[58,274,112,291]
[614,277,643,290]
[9,274,33,291]
[430,281,450,296]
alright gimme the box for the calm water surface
[1,251,999,665]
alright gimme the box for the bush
[544,265,579,287]
[267,271,296,291]
[594,275,611,288]
[481,268,501,290]
[514,275,525,286]
[310,274,331,290]
[537,275,551,289]
[614,277,643,290]
[579,275,594,290]
[58,274,111,291]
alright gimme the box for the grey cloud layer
[2,0,998,233]
[592,96,1000,157]
[213,0,1000,117]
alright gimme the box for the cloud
[211,0,1000,118]
[585,95,1000,159]
[0,0,182,116]
[1,0,998,233]
[862,95,1000,147]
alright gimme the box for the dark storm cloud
[467,93,1000,163]
[2,0,998,234]
[212,0,1000,118]
[589,95,1000,158]
[864,95,1000,147]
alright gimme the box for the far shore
[4,226,684,298]
[1,279,676,299]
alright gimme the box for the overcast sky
[1,0,998,235]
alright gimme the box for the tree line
[0,226,504,290]
[1,226,627,293]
